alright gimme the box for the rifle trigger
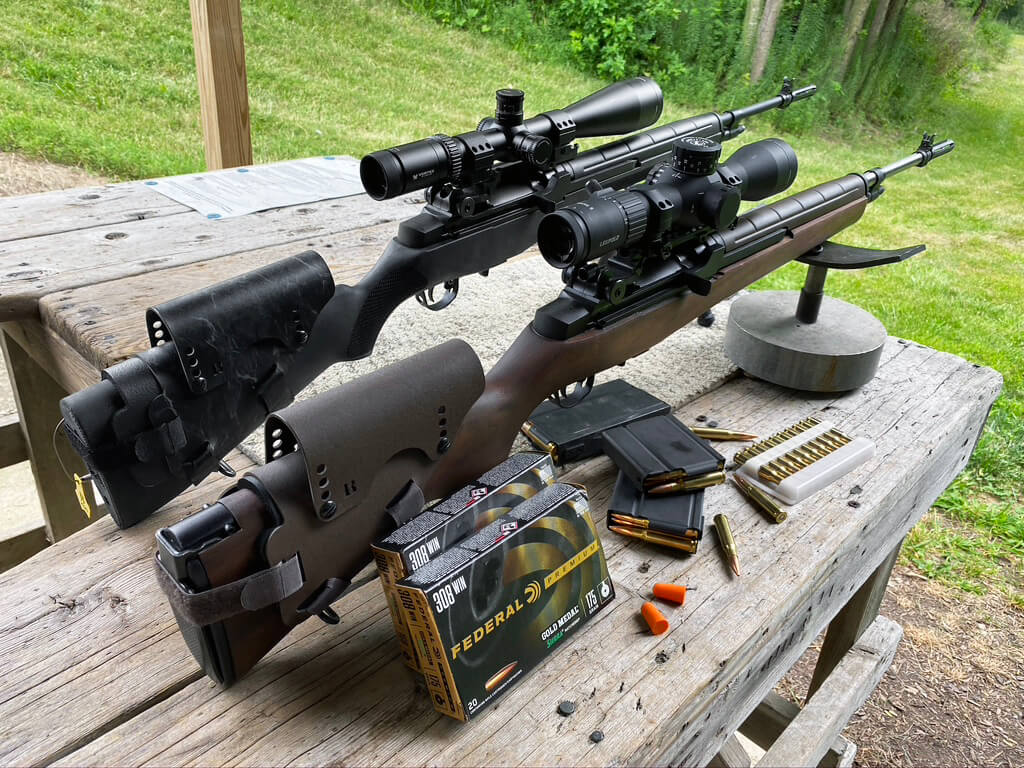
[548,375,595,409]
[415,279,459,311]
[318,606,341,625]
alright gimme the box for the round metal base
[725,291,887,393]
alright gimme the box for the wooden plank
[806,542,901,699]
[1,319,100,394]
[189,0,252,170]
[0,410,28,469]
[0,328,94,542]
[41,341,999,767]
[739,692,854,767]
[0,524,48,573]
[0,183,187,244]
[822,739,856,768]
[39,217,409,370]
[0,450,254,767]
[758,616,902,768]
[0,186,420,322]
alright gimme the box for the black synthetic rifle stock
[60,78,816,528]
[158,134,952,686]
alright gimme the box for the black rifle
[156,135,953,686]
[61,78,816,528]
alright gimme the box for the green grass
[0,0,600,177]
[1,0,1020,602]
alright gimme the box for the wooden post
[189,0,253,170]
[760,617,902,768]
[805,541,902,699]
[0,328,96,543]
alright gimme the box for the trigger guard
[548,375,595,409]
[416,279,459,311]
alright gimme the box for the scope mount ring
[416,279,459,311]
[548,375,595,409]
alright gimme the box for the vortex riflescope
[360,78,664,200]
[538,137,798,269]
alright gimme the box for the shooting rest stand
[724,241,924,392]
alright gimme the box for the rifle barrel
[868,139,955,185]
[558,81,817,189]
[725,84,817,125]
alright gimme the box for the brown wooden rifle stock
[423,196,868,498]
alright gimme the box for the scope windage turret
[538,137,798,269]
[359,78,664,200]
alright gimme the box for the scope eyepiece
[539,190,649,269]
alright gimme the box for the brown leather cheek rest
[263,338,485,521]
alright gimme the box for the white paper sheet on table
[140,156,365,219]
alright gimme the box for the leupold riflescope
[538,137,798,268]
[360,78,664,200]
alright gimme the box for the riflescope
[360,78,664,200]
[538,137,798,269]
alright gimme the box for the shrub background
[406,0,1015,133]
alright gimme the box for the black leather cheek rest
[145,251,334,402]
[263,338,485,519]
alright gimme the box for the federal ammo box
[373,452,556,671]
[395,483,614,721]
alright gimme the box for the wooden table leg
[805,540,903,700]
[0,327,94,542]
[707,733,752,767]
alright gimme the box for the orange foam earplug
[652,583,688,605]
[641,601,669,635]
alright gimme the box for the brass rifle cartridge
[609,525,698,553]
[610,513,700,539]
[713,514,740,576]
[647,470,727,494]
[690,427,759,442]
[733,476,787,523]
[609,512,650,529]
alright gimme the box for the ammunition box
[395,483,614,721]
[373,452,556,671]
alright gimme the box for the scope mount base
[723,240,924,393]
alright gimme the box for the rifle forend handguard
[155,339,485,684]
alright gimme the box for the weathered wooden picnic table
[0,165,1002,766]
